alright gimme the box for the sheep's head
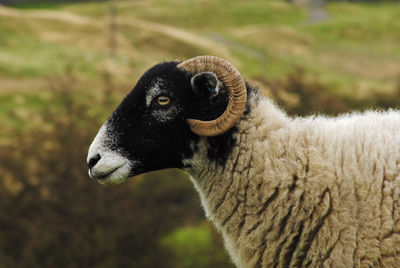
[87,56,247,185]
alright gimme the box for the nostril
[88,154,101,169]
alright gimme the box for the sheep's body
[185,93,400,267]
[87,57,400,267]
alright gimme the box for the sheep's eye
[157,96,170,106]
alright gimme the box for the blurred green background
[0,0,399,267]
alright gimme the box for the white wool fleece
[185,95,400,268]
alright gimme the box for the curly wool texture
[186,94,400,268]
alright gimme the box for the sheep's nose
[88,154,101,169]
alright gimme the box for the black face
[102,61,232,177]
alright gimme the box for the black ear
[190,72,220,98]
[189,71,229,121]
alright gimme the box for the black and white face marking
[87,61,240,185]
[87,124,137,185]
[145,78,182,123]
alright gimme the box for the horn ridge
[178,56,247,137]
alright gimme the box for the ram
[87,56,400,267]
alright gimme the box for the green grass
[116,0,306,31]
[0,39,93,77]
[8,2,62,9]
[60,0,307,32]
[0,17,94,77]
[219,2,400,92]
[160,222,234,268]
[1,0,399,109]
[0,13,136,80]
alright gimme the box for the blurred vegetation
[1,0,400,267]
[256,67,400,116]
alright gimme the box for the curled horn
[178,56,247,137]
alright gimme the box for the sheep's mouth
[93,165,123,180]
[89,160,144,186]
[89,162,130,186]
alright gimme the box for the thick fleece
[185,94,400,268]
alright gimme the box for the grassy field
[1,0,400,95]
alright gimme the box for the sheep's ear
[190,72,220,98]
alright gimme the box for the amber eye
[157,96,170,106]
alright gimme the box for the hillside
[1,0,399,95]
